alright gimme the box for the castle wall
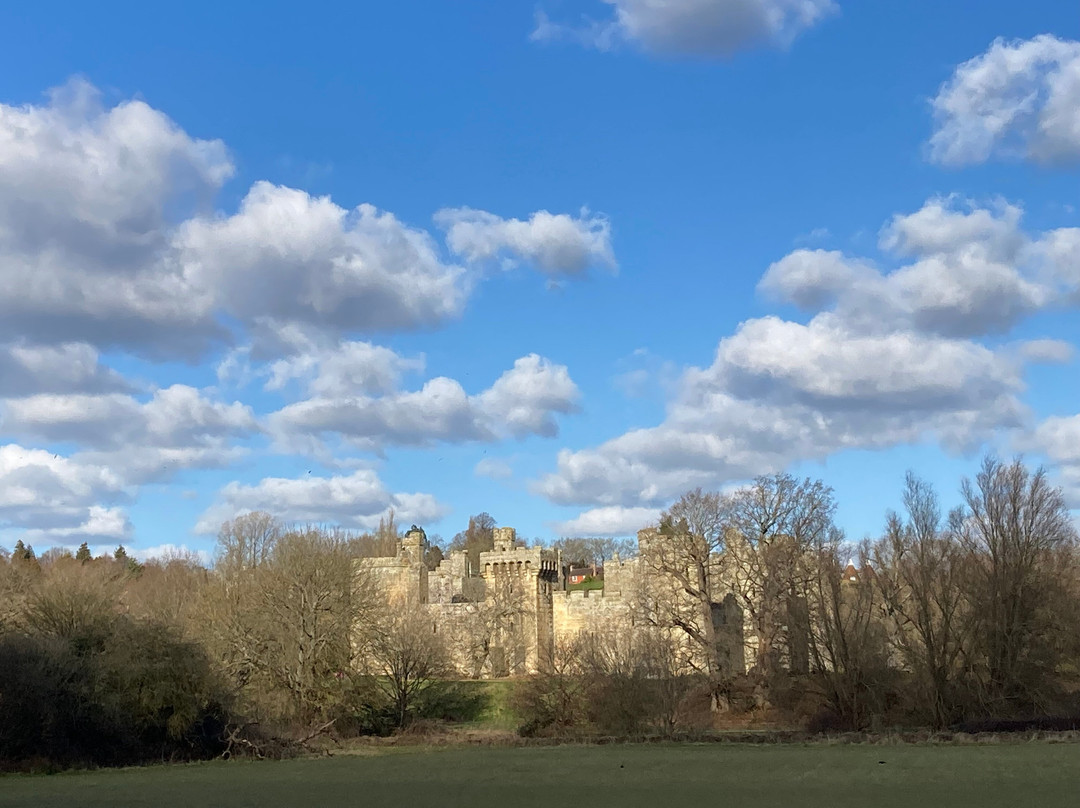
[359,525,757,680]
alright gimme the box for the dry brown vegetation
[2,455,1080,772]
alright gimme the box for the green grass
[3,742,1079,808]
[567,579,604,592]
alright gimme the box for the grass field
[2,742,1078,808]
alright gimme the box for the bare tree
[871,472,968,728]
[366,605,451,727]
[199,525,377,726]
[553,537,637,568]
[725,474,836,683]
[448,571,527,678]
[448,513,497,576]
[216,511,281,572]
[803,536,888,729]
[955,456,1079,710]
[638,488,729,708]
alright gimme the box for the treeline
[2,456,1079,768]
[518,455,1080,737]
[0,511,474,771]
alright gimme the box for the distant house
[568,566,603,585]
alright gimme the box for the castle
[361,525,749,678]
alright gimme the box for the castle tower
[401,525,427,566]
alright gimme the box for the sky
[0,0,1078,562]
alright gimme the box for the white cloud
[270,353,580,453]
[129,543,212,566]
[178,182,469,344]
[476,354,582,437]
[1,80,614,362]
[436,207,615,276]
[613,348,681,399]
[263,333,425,397]
[0,385,259,484]
[0,78,231,354]
[194,469,449,534]
[0,445,130,541]
[929,35,1080,165]
[535,197,1070,509]
[552,505,660,537]
[22,506,131,543]
[760,198,1075,338]
[0,342,130,397]
[475,457,514,480]
[1029,415,1080,507]
[533,0,837,57]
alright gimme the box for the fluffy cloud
[533,0,837,57]
[0,342,130,397]
[0,385,258,484]
[1,80,615,361]
[262,333,425,398]
[1029,415,1080,507]
[0,445,130,542]
[194,469,448,534]
[536,197,1069,508]
[760,198,1075,338]
[177,182,468,344]
[270,353,580,453]
[929,35,1080,165]
[0,79,231,354]
[436,207,615,276]
[552,505,660,537]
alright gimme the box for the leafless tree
[366,605,451,727]
[803,535,888,729]
[871,472,969,727]
[637,488,730,708]
[553,537,636,568]
[954,456,1079,711]
[725,474,836,683]
[448,571,528,678]
[216,511,281,572]
[199,525,378,726]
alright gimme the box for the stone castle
[361,525,749,678]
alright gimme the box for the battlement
[479,540,560,583]
[491,526,522,552]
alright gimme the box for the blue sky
[1,1,1078,561]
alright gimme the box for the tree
[871,472,968,728]
[13,540,36,562]
[215,511,281,572]
[553,537,636,568]
[448,513,497,575]
[366,606,451,727]
[447,570,528,678]
[803,536,889,729]
[638,488,729,707]
[424,543,445,571]
[723,474,836,686]
[75,543,92,563]
[955,456,1079,710]
[114,545,128,562]
[200,526,377,726]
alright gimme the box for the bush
[0,617,232,769]
[511,674,588,737]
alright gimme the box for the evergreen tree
[75,542,92,563]
[12,540,35,561]
[114,545,128,562]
